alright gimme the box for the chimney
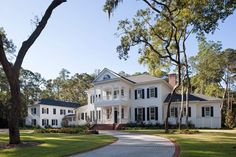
[168,73,176,87]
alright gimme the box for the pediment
[93,68,120,83]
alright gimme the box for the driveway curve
[71,131,175,157]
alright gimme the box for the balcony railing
[94,96,130,106]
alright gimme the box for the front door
[114,111,118,123]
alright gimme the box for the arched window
[103,74,111,80]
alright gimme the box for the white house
[25,99,80,128]
[75,68,222,128]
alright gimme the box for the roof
[164,93,207,103]
[125,74,162,83]
[34,99,80,108]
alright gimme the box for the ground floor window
[135,108,145,122]
[202,106,213,117]
[31,119,36,126]
[106,108,110,119]
[121,108,124,119]
[52,119,58,126]
[81,113,84,120]
[147,107,158,121]
[170,107,178,117]
[183,107,191,117]
[42,119,49,126]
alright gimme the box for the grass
[0,130,116,157]
[124,129,236,157]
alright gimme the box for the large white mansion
[26,68,222,128]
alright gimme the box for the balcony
[94,95,130,107]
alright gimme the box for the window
[106,109,110,119]
[60,109,66,115]
[121,108,124,119]
[85,113,88,120]
[31,108,36,115]
[135,89,144,99]
[113,89,119,99]
[170,107,178,117]
[106,91,112,100]
[183,107,191,117]
[31,119,36,126]
[121,88,124,96]
[68,110,73,114]
[42,108,48,114]
[147,87,158,98]
[150,88,155,98]
[98,110,101,120]
[53,108,56,115]
[137,108,143,121]
[81,113,84,120]
[103,74,111,80]
[42,119,49,126]
[92,111,95,121]
[205,107,211,117]
[150,107,155,120]
[52,119,58,126]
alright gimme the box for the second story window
[31,108,36,115]
[147,87,158,98]
[60,109,66,115]
[121,88,124,96]
[135,89,145,99]
[113,89,119,99]
[42,108,49,114]
[53,108,56,115]
[68,110,73,114]
[106,91,112,100]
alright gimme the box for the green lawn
[124,129,236,157]
[0,130,116,157]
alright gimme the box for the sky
[0,0,236,80]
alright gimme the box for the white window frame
[205,106,211,117]
[137,108,143,121]
[170,107,177,117]
[150,107,155,120]
[52,119,58,126]
[121,108,124,119]
[31,119,36,126]
[106,108,110,119]
[149,87,156,98]
[137,89,143,99]
[113,89,119,99]
[31,108,36,115]
[121,88,124,97]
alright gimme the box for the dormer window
[103,74,111,80]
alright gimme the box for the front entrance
[114,110,118,123]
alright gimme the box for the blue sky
[1,0,236,79]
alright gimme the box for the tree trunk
[8,77,21,144]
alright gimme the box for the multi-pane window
[52,119,58,126]
[53,108,56,115]
[106,109,110,119]
[150,88,155,98]
[137,108,143,121]
[150,107,155,120]
[113,89,119,99]
[81,113,84,120]
[42,119,49,126]
[31,108,36,115]
[31,119,36,126]
[205,107,210,117]
[121,88,124,96]
[60,109,66,115]
[106,91,112,100]
[42,108,49,114]
[137,89,144,99]
[170,107,178,117]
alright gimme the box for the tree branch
[14,0,67,72]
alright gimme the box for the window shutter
[147,88,150,98]
[155,87,158,98]
[142,89,145,99]
[175,108,178,117]
[188,107,191,117]
[135,90,137,99]
[155,107,158,120]
[47,108,49,114]
[211,106,214,117]
[202,107,205,117]
[143,108,145,121]
[135,108,137,121]
[147,107,150,121]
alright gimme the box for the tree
[104,0,236,131]
[0,0,66,144]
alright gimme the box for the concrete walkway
[71,131,175,157]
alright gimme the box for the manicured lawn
[0,130,116,157]
[124,129,236,157]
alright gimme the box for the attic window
[103,74,111,80]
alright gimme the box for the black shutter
[147,107,150,121]
[143,108,145,121]
[47,108,49,114]
[155,87,158,98]
[135,108,137,121]
[135,90,137,99]
[147,88,150,98]
[155,107,158,120]
[175,108,178,117]
[188,107,191,117]
[142,89,145,99]
[202,107,205,117]
[211,106,214,117]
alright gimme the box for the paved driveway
[71,131,175,157]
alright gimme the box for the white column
[119,105,122,124]
[112,106,114,123]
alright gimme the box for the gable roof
[164,93,222,103]
[35,99,80,108]
[126,74,162,83]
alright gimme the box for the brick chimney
[168,73,176,87]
